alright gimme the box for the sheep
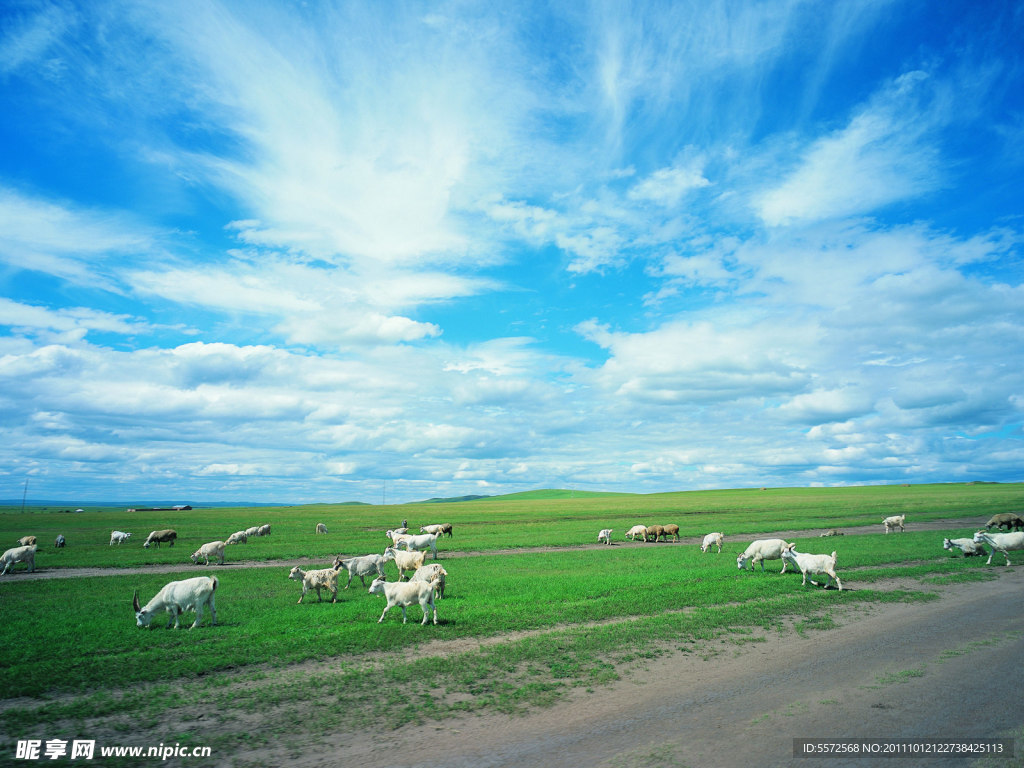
[942,537,986,557]
[883,514,906,533]
[368,576,438,625]
[257,524,271,536]
[315,523,328,535]
[54,534,66,548]
[17,536,37,547]
[225,531,248,545]
[409,563,447,599]
[439,523,454,538]
[820,529,844,537]
[597,528,613,545]
[985,513,1024,532]
[0,544,37,575]
[972,530,1024,567]
[334,553,387,588]
[244,526,261,537]
[780,544,843,590]
[419,524,444,535]
[662,524,680,543]
[190,541,226,566]
[625,525,648,542]
[143,529,177,548]
[394,532,440,560]
[644,524,664,542]
[289,564,341,603]
[383,546,427,580]
[110,530,131,545]
[736,539,793,573]
[133,575,218,629]
[701,532,724,553]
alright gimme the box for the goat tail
[210,576,219,592]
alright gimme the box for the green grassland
[0,482,1022,753]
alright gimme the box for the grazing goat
[334,553,387,588]
[110,530,131,545]
[420,524,444,535]
[662,524,680,542]
[54,534,66,548]
[315,523,328,534]
[395,532,440,559]
[410,563,447,599]
[736,539,793,573]
[973,530,1024,567]
[289,564,341,603]
[383,546,427,580]
[17,536,37,547]
[701,532,724,553]
[625,525,648,542]
[0,544,37,575]
[133,575,218,629]
[245,526,261,537]
[143,529,177,548]
[597,528,613,545]
[257,524,271,536]
[781,545,843,590]
[985,513,1024,532]
[368,577,438,625]
[439,523,454,537]
[225,531,248,545]
[883,514,906,533]
[190,541,226,566]
[943,537,986,557]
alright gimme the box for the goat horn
[132,589,140,612]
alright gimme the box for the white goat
[736,539,793,573]
[0,544,37,575]
[973,530,1024,567]
[597,528,613,545]
[701,532,724,553]
[110,530,131,545]
[289,564,341,603]
[225,531,248,545]
[383,546,427,580]
[781,544,843,590]
[368,577,438,625]
[385,529,410,547]
[409,563,447,599]
[257,524,271,536]
[315,523,328,534]
[419,524,444,535]
[942,537,986,557]
[625,525,648,542]
[244,526,261,537]
[133,575,218,629]
[17,536,37,547]
[190,541,226,566]
[883,514,906,533]
[334,553,387,588]
[395,532,439,559]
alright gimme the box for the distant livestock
[245,526,260,537]
[225,531,248,545]
[419,524,444,535]
[820,529,844,537]
[625,525,648,542]
[942,537,986,557]
[883,515,906,533]
[439,523,454,537]
[645,525,665,542]
[736,539,793,573]
[597,528,613,545]
[289,564,341,603]
[985,514,1024,532]
[0,544,37,575]
[143,529,177,548]
[701,532,724,553]
[781,544,843,591]
[257,524,271,536]
[315,523,328,534]
[395,532,440,560]
[17,536,37,547]
[54,534,66,548]
[973,530,1024,567]
[369,577,438,625]
[110,530,131,545]
[133,575,218,629]
[190,541,226,566]
[661,524,680,542]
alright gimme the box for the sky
[0,0,1022,504]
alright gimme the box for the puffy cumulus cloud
[627,158,710,207]
[776,387,875,424]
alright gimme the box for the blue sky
[1,0,1022,504]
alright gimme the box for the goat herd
[3,512,1024,629]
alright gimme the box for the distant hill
[416,494,491,504]
[482,488,634,501]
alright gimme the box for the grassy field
[1,482,1022,761]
